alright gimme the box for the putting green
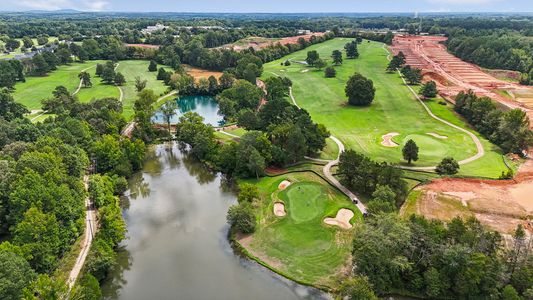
[241,172,361,287]
[282,183,324,223]
[261,38,508,178]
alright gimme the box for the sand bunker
[278,180,291,190]
[427,132,448,139]
[381,132,400,147]
[323,208,354,230]
[273,202,286,217]
[300,69,309,73]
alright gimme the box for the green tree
[22,274,67,300]
[501,285,521,300]
[101,64,116,84]
[114,72,126,86]
[243,63,259,84]
[401,65,422,85]
[160,99,178,138]
[345,41,359,59]
[31,54,50,76]
[5,39,20,51]
[13,207,60,273]
[0,250,36,300]
[331,49,343,65]
[237,183,259,203]
[227,202,256,234]
[340,276,379,300]
[424,267,447,298]
[134,76,147,92]
[402,139,419,164]
[436,157,460,175]
[78,71,92,88]
[22,37,33,49]
[148,60,157,72]
[367,185,397,214]
[55,48,72,64]
[71,274,102,300]
[387,53,406,72]
[306,50,319,66]
[420,81,438,98]
[157,67,170,81]
[345,73,375,106]
[133,89,157,143]
[219,72,235,90]
[0,89,28,121]
[324,66,336,78]
[92,135,124,173]
[95,63,104,77]
[314,58,327,70]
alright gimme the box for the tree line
[0,85,147,298]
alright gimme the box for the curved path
[72,65,96,95]
[67,176,97,290]
[114,63,124,102]
[290,87,367,215]
[380,44,485,171]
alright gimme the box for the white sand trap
[323,208,354,230]
[381,132,400,147]
[300,69,309,73]
[427,132,448,139]
[273,202,286,217]
[278,180,291,190]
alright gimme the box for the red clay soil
[125,43,160,49]
[391,35,533,127]
[414,156,533,234]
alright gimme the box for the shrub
[435,157,459,175]
[324,66,336,78]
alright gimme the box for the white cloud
[83,0,109,11]
[17,0,73,10]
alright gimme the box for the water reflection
[101,143,330,300]
[152,95,224,126]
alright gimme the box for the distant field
[239,172,361,288]
[115,60,172,119]
[12,60,107,110]
[261,38,508,178]
[12,59,172,120]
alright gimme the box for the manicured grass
[318,137,339,160]
[12,60,107,110]
[242,172,361,287]
[115,60,172,119]
[0,37,59,59]
[76,63,120,104]
[261,38,508,178]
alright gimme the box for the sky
[1,0,533,13]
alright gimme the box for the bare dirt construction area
[381,132,400,147]
[404,157,533,234]
[183,64,223,81]
[391,35,533,127]
[219,32,326,51]
[273,202,286,217]
[324,208,354,230]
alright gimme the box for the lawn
[261,38,508,178]
[12,60,107,110]
[115,60,172,119]
[0,37,59,59]
[240,172,361,287]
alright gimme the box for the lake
[152,95,224,126]
[101,143,330,300]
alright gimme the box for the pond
[152,95,224,126]
[101,143,330,300]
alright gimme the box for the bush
[435,157,459,175]
[324,66,336,78]
[227,202,256,234]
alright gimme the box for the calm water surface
[101,143,330,300]
[152,95,224,126]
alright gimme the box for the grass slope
[12,60,107,110]
[261,38,507,178]
[242,172,361,287]
[115,60,172,119]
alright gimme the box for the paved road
[289,86,367,215]
[67,175,97,289]
[381,44,485,171]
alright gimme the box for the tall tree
[160,99,178,138]
[114,72,126,86]
[402,139,419,164]
[78,71,92,88]
[332,49,343,65]
[306,50,319,66]
[436,157,460,175]
[345,41,359,59]
[134,76,147,92]
[420,81,438,98]
[345,73,375,106]
[148,60,157,72]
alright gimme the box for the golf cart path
[67,175,97,290]
[380,44,485,171]
[289,87,367,215]
[114,63,124,102]
[72,65,96,95]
